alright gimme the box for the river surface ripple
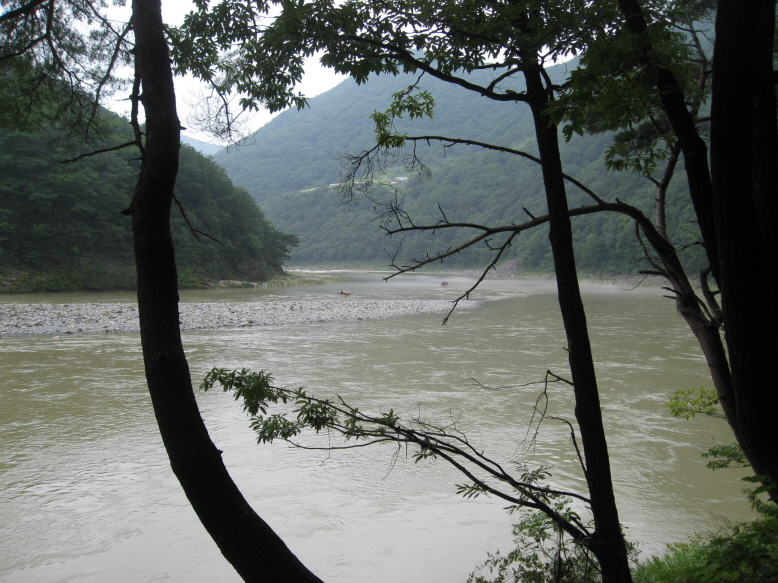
[0,272,754,582]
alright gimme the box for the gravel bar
[0,299,480,337]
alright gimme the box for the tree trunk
[618,0,778,498]
[653,140,682,241]
[523,64,632,583]
[710,0,778,491]
[130,0,324,579]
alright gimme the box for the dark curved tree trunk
[523,64,633,583]
[129,0,324,580]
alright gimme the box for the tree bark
[710,0,778,490]
[129,0,324,579]
[618,0,778,498]
[523,64,632,583]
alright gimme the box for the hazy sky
[106,0,346,144]
[174,54,346,144]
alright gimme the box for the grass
[633,504,778,583]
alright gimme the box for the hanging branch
[199,367,595,542]
[165,29,251,144]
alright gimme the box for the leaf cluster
[667,386,722,420]
[550,1,713,137]
[201,366,411,447]
[547,0,714,187]
[172,0,625,140]
[667,387,748,472]
[370,80,435,149]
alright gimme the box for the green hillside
[215,62,706,275]
[0,114,298,293]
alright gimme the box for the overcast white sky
[106,0,346,144]
[174,55,346,144]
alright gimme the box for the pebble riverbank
[0,299,479,337]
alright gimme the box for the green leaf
[741,475,769,484]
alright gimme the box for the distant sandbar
[0,299,479,337]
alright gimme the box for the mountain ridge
[0,113,298,292]
[213,62,705,275]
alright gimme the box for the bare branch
[166,29,249,143]
[440,231,518,325]
[60,140,137,164]
[172,194,224,245]
[486,65,523,93]
[290,392,593,512]
[395,135,606,204]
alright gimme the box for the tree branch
[334,33,529,102]
[60,140,138,164]
[201,368,595,543]
[392,134,607,204]
[0,0,49,26]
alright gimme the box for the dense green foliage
[667,387,749,471]
[468,506,603,583]
[633,504,778,583]
[472,492,778,583]
[0,113,297,292]
[216,65,705,274]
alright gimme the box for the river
[0,272,755,582]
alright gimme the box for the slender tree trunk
[523,64,632,583]
[130,0,324,579]
[653,140,682,241]
[710,0,778,491]
[616,0,720,286]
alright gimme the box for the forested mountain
[216,62,705,274]
[0,113,298,292]
[181,134,223,156]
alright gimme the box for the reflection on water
[0,273,754,582]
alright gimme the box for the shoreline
[286,264,671,287]
[0,299,479,338]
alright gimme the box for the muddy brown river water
[0,272,754,582]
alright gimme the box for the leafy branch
[200,366,595,543]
